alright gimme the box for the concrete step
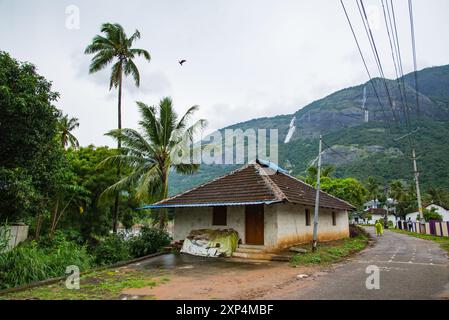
[232,251,275,260]
[234,247,265,254]
[238,244,266,250]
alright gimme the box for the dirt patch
[122,258,321,300]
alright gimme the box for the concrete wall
[173,203,349,250]
[1,224,29,252]
[273,203,349,251]
[173,206,246,243]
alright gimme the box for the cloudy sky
[1,0,448,146]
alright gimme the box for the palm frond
[159,97,177,146]
[123,59,140,87]
[109,61,122,89]
[173,163,200,175]
[176,105,199,131]
[137,102,162,146]
[129,48,151,61]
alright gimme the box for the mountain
[169,65,449,195]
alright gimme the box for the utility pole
[394,128,424,229]
[312,135,322,252]
[412,148,424,223]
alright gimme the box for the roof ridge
[254,163,288,202]
[152,163,254,206]
[277,170,356,209]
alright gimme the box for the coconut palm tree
[365,176,382,201]
[85,23,151,232]
[304,165,335,184]
[100,97,207,229]
[58,115,80,149]
[85,22,151,145]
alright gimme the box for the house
[362,208,397,225]
[405,204,449,222]
[144,160,354,252]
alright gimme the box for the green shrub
[0,235,92,290]
[93,234,131,266]
[423,208,443,222]
[129,227,171,258]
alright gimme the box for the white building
[405,204,449,222]
[144,160,354,252]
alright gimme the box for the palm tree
[424,187,448,208]
[85,23,151,232]
[304,165,335,184]
[100,97,207,229]
[365,176,381,201]
[58,115,80,149]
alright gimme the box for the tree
[423,187,449,208]
[100,97,207,229]
[422,207,443,222]
[319,177,367,207]
[85,23,151,232]
[365,176,382,201]
[58,115,80,149]
[304,165,335,185]
[61,145,141,244]
[0,51,63,224]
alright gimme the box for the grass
[0,268,170,300]
[290,234,369,266]
[390,228,449,252]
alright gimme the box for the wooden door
[245,205,264,245]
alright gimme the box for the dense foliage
[129,227,171,258]
[93,234,131,266]
[0,233,93,289]
[0,51,64,223]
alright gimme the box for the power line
[356,0,400,125]
[322,139,351,163]
[408,0,421,120]
[381,0,411,130]
[339,0,393,133]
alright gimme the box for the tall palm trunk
[158,166,169,230]
[112,64,123,234]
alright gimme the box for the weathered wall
[1,224,29,252]
[173,206,246,243]
[273,203,349,251]
[173,203,349,250]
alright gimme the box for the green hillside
[169,65,449,195]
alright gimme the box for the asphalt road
[282,228,449,300]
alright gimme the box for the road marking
[353,260,447,267]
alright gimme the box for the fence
[396,220,449,237]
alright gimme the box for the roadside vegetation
[290,226,369,266]
[0,268,170,300]
[391,228,449,252]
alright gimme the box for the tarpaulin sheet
[180,229,239,257]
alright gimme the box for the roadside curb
[0,251,168,296]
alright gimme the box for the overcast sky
[1,0,448,146]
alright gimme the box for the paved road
[281,228,449,300]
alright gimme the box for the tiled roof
[150,160,355,210]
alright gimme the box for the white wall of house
[273,203,349,251]
[173,203,349,250]
[364,214,397,225]
[405,204,449,222]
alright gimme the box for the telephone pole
[394,129,424,227]
[412,148,424,222]
[312,135,322,252]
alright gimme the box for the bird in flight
[178,59,187,66]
